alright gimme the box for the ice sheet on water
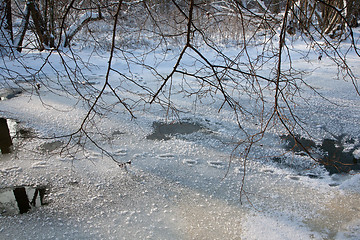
[1,37,360,239]
[242,212,323,240]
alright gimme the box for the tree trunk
[346,0,359,27]
[27,0,49,50]
[4,0,13,42]
[14,4,30,52]
[48,0,55,47]
[0,0,13,44]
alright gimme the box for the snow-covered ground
[1,37,360,239]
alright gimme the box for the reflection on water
[0,186,49,215]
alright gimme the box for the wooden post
[0,118,12,154]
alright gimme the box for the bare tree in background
[0,0,13,54]
[286,0,360,37]
[0,0,359,199]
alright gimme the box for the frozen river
[0,45,360,239]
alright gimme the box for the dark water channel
[0,89,22,101]
[147,120,204,140]
[281,134,360,174]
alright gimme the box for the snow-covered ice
[1,38,360,239]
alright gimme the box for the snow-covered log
[64,11,102,48]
